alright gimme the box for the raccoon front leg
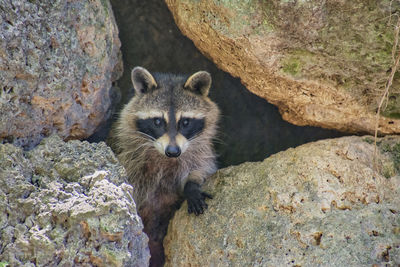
[184,181,213,215]
[183,171,213,215]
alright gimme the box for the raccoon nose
[165,145,181,157]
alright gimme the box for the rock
[164,136,400,266]
[165,0,400,134]
[0,0,123,149]
[0,135,149,266]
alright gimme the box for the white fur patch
[176,111,205,121]
[155,134,170,155]
[176,134,189,154]
[135,110,167,121]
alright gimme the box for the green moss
[317,1,396,98]
[281,49,320,77]
[383,112,400,119]
[99,0,109,17]
[282,57,301,76]
[382,162,396,178]
[53,84,66,91]
[0,262,9,267]
[363,137,374,144]
[268,0,398,112]
[379,141,400,172]
[208,0,274,37]
[381,93,400,119]
[54,161,79,182]
[103,248,124,266]
[393,143,400,171]
[380,143,392,153]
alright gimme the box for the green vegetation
[362,137,374,144]
[392,143,400,171]
[379,141,400,173]
[381,93,400,119]
[282,57,301,76]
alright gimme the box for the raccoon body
[114,67,219,266]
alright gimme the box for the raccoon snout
[165,145,181,157]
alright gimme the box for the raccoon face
[135,114,205,157]
[130,67,216,158]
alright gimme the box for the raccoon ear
[131,67,157,95]
[184,71,212,96]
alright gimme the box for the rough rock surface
[0,135,149,266]
[165,0,400,134]
[0,0,123,148]
[165,136,400,266]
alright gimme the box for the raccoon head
[126,66,219,158]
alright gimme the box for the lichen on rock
[164,136,400,266]
[0,135,149,266]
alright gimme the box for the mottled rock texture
[0,0,123,148]
[166,0,400,135]
[0,135,149,266]
[165,136,400,266]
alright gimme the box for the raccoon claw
[184,181,212,216]
[188,195,208,215]
[201,192,213,200]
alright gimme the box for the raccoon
[114,67,220,266]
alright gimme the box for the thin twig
[373,16,400,172]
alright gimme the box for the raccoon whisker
[132,136,154,143]
[132,131,156,141]
[212,136,225,145]
[131,139,160,153]
[189,137,214,145]
[134,142,153,150]
[134,132,156,141]
[188,133,203,142]
[191,135,224,146]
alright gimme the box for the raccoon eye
[181,118,190,128]
[153,118,162,127]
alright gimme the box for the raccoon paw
[184,181,213,216]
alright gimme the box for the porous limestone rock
[0,0,123,148]
[0,135,149,266]
[165,0,400,135]
[165,136,400,266]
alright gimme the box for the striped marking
[135,110,168,122]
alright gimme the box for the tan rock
[164,136,400,266]
[165,0,400,134]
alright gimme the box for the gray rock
[165,136,400,266]
[0,0,123,148]
[0,135,150,266]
